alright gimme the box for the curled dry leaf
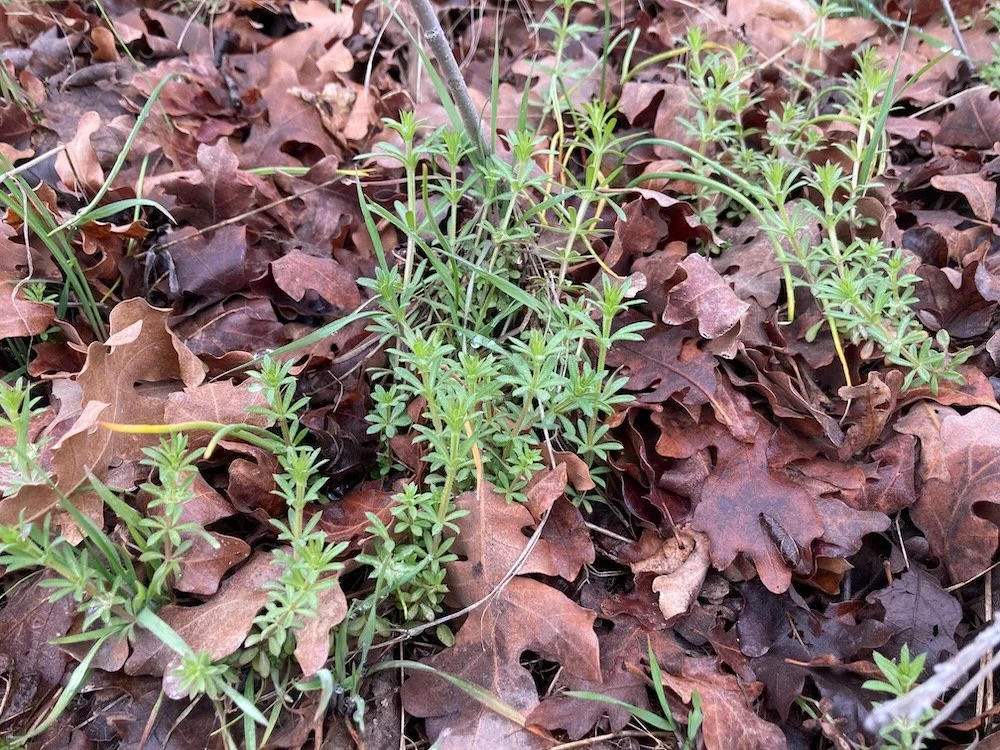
[0,300,205,525]
[930,172,997,223]
[663,254,749,340]
[646,530,711,621]
[837,371,902,460]
[0,224,56,340]
[895,404,1000,582]
[540,445,596,492]
[54,110,103,195]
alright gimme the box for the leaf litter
[1,0,1000,747]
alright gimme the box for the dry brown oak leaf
[404,471,600,748]
[402,577,600,750]
[691,415,824,593]
[445,467,593,606]
[0,299,205,525]
[895,404,1000,583]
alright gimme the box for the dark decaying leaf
[0,577,73,728]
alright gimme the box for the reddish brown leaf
[714,217,798,309]
[163,378,270,448]
[812,496,890,560]
[663,254,749,339]
[156,226,260,301]
[171,295,288,359]
[270,249,362,310]
[241,58,338,167]
[178,472,238,527]
[161,139,257,225]
[691,417,824,593]
[837,371,902,460]
[895,404,1000,582]
[606,319,718,408]
[224,441,282,520]
[529,607,687,740]
[174,532,251,596]
[857,433,917,514]
[402,636,548,750]
[534,497,596,582]
[125,550,281,678]
[916,263,996,339]
[318,483,395,551]
[447,470,585,606]
[661,656,788,750]
[293,581,347,676]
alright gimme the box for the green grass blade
[55,72,184,233]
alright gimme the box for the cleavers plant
[0,360,351,746]
[633,15,972,392]
[355,102,649,626]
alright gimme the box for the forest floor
[2,0,1000,748]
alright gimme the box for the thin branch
[408,0,491,156]
[940,0,972,65]
[865,614,1000,736]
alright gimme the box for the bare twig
[865,614,1000,737]
[408,0,491,155]
[0,145,65,184]
[940,0,973,65]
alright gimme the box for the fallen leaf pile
[1,0,1000,747]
